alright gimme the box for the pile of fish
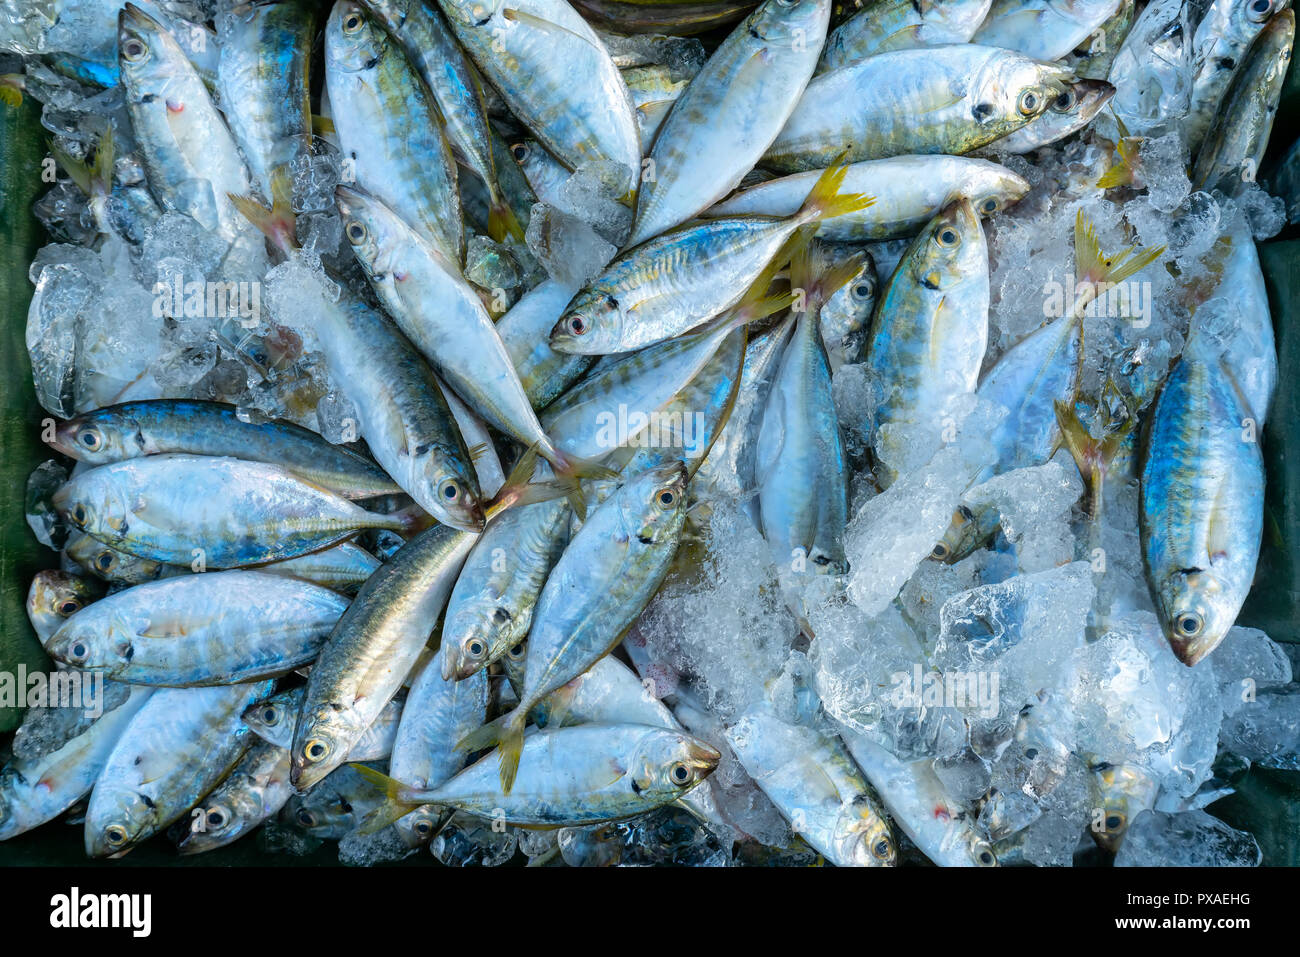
[0,0,1295,866]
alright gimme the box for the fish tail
[53,126,113,199]
[1072,209,1165,312]
[0,73,25,107]
[349,764,425,835]
[456,708,527,794]
[381,502,435,537]
[546,449,617,523]
[484,444,570,520]
[795,157,874,225]
[1096,135,1140,189]
[487,188,526,243]
[229,165,298,256]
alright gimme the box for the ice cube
[524,203,616,287]
[1113,809,1261,867]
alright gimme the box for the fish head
[1049,78,1115,126]
[964,165,1032,219]
[50,410,137,463]
[326,0,387,74]
[620,461,689,546]
[52,470,128,543]
[747,0,833,46]
[117,3,185,95]
[1087,761,1156,853]
[834,796,897,867]
[971,54,1072,136]
[26,570,101,643]
[289,705,355,791]
[964,832,1000,867]
[550,289,626,355]
[931,503,986,563]
[1239,0,1289,31]
[282,792,353,838]
[818,243,876,367]
[906,197,984,292]
[242,690,301,743]
[428,467,486,531]
[629,728,721,804]
[442,603,518,680]
[1155,567,1237,665]
[86,787,155,857]
[178,791,259,856]
[44,612,113,671]
[336,184,406,282]
[395,805,446,848]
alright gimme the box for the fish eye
[507,643,525,661]
[303,739,330,763]
[850,280,874,301]
[260,706,280,725]
[931,542,949,560]
[1051,89,1077,113]
[1017,90,1041,116]
[935,225,961,247]
[57,599,81,616]
[206,807,229,830]
[68,641,90,662]
[567,314,587,336]
[342,11,365,32]
[1249,0,1273,19]
[510,142,529,162]
[1024,747,1039,760]
[295,808,316,827]
[78,428,102,451]
[871,838,892,860]
[345,220,367,244]
[977,848,997,866]
[70,504,89,526]
[980,197,1000,215]
[104,824,129,847]
[414,818,434,836]
[1105,812,1125,831]
[121,38,147,62]
[669,762,692,785]
[1175,612,1203,637]
[465,638,487,659]
[656,488,677,509]
[439,479,460,502]
[95,552,116,573]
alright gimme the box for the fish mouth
[1167,632,1220,667]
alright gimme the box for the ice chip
[1114,809,1261,866]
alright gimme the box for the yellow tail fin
[229,165,298,256]
[455,709,527,794]
[348,764,423,835]
[794,159,875,226]
[487,192,526,244]
[1071,209,1165,317]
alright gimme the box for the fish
[457,462,689,792]
[358,723,721,827]
[622,65,688,151]
[819,0,992,71]
[290,523,475,790]
[628,0,832,245]
[282,763,387,839]
[755,231,856,599]
[552,162,870,354]
[47,399,401,499]
[389,647,489,845]
[1191,8,1294,194]
[1185,0,1293,154]
[53,454,411,568]
[363,0,524,242]
[709,156,1030,241]
[1105,0,1195,136]
[865,197,989,487]
[0,687,153,841]
[763,45,1071,171]
[65,531,179,584]
[304,280,485,531]
[726,705,896,866]
[1062,0,1135,80]
[325,0,463,263]
[177,738,294,854]
[118,3,254,247]
[85,681,273,855]
[1139,335,1265,666]
[972,0,1122,62]
[440,498,571,681]
[434,0,643,198]
[496,280,594,409]
[44,570,349,686]
[217,0,315,248]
